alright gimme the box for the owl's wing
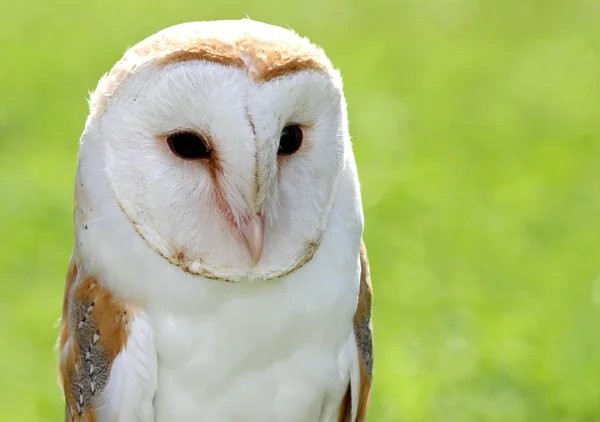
[58,258,158,422]
[338,240,373,422]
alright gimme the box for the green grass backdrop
[1,0,600,420]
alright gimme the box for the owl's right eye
[167,131,212,160]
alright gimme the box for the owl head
[78,19,359,282]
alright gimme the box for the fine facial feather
[93,22,347,281]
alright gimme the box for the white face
[98,60,347,281]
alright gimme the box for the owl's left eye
[278,125,303,156]
[167,131,211,160]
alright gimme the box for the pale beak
[240,214,264,266]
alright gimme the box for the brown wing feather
[338,240,374,421]
[58,259,133,421]
[58,258,78,357]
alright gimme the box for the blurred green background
[1,0,599,420]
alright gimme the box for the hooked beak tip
[241,214,264,267]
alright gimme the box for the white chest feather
[149,260,357,422]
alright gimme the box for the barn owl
[57,19,373,422]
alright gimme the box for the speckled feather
[59,261,156,422]
[59,265,131,421]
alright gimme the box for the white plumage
[58,19,372,422]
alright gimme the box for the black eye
[167,131,211,160]
[278,125,303,156]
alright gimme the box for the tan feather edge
[339,240,374,421]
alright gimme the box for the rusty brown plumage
[59,258,78,354]
[58,260,133,421]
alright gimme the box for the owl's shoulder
[338,240,373,422]
[58,258,134,421]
